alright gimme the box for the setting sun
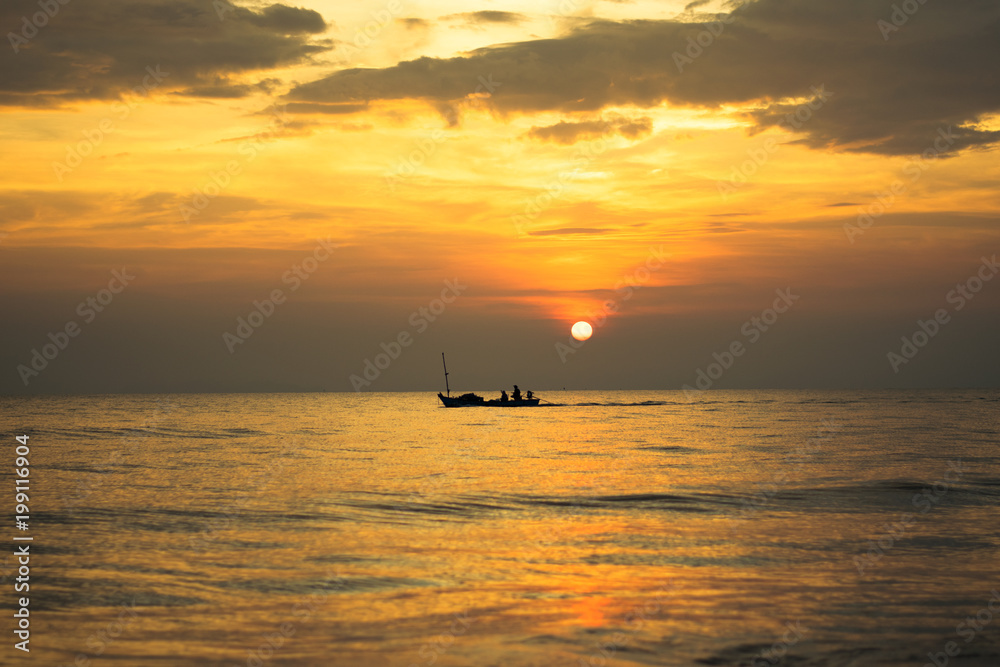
[571,321,593,341]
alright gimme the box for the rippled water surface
[3,390,999,666]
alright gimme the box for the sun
[571,321,593,341]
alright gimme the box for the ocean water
[2,390,999,666]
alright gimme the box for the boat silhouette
[437,354,540,407]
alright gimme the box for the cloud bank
[285,0,1000,155]
[1,0,329,106]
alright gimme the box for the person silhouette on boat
[526,390,533,400]
[500,390,508,402]
[512,385,522,401]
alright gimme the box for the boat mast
[441,353,450,396]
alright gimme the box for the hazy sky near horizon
[1,0,999,394]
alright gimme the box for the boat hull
[438,393,540,407]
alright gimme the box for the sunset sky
[2,0,999,393]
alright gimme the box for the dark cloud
[284,102,369,115]
[286,0,1000,155]
[401,18,430,29]
[444,11,527,25]
[242,3,327,33]
[0,190,100,228]
[173,77,282,99]
[527,115,653,144]
[684,0,714,11]
[0,0,329,106]
[216,118,314,144]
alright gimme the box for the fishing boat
[437,354,541,407]
[438,392,541,407]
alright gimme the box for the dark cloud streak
[444,11,527,25]
[527,115,653,144]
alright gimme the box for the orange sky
[2,0,999,392]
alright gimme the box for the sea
[2,390,998,666]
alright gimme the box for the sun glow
[571,321,593,341]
